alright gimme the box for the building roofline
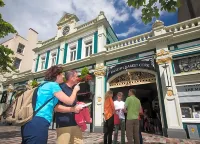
[29,28,38,34]
[0,37,14,44]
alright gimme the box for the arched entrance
[107,69,163,135]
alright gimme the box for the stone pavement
[0,126,200,144]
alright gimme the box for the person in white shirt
[113,92,125,144]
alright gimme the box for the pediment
[57,13,79,26]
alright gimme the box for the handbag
[114,113,120,125]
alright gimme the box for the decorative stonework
[152,20,164,29]
[156,49,172,64]
[94,65,106,77]
[109,72,156,88]
[7,84,14,92]
[58,26,62,30]
[167,87,174,97]
[156,49,169,57]
[156,57,172,64]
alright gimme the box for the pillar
[156,46,187,138]
[93,62,106,132]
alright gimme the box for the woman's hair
[117,92,123,97]
[44,66,63,82]
[105,90,113,100]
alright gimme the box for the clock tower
[56,13,79,39]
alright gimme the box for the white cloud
[117,27,139,37]
[0,0,130,42]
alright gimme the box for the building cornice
[33,17,109,54]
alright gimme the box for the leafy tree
[127,0,181,24]
[0,0,17,73]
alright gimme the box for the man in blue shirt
[55,70,83,144]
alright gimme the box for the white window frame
[41,56,46,70]
[85,41,93,57]
[51,52,57,66]
[70,46,77,61]
[17,43,25,54]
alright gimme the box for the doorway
[108,70,163,135]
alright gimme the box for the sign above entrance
[107,57,155,79]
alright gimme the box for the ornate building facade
[0,12,200,139]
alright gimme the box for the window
[85,41,92,57]
[70,47,76,61]
[173,55,200,74]
[5,45,8,47]
[177,84,200,119]
[51,53,57,66]
[41,57,46,70]
[13,58,21,69]
[17,43,25,54]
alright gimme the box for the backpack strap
[32,82,48,111]
[33,96,54,116]
[32,82,54,116]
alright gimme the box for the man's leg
[70,126,83,144]
[56,127,71,144]
[121,119,126,144]
[133,119,140,144]
[139,120,143,144]
[113,124,119,144]
[126,120,133,144]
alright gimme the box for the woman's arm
[54,104,82,113]
[109,97,115,114]
[54,83,80,105]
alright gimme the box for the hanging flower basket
[78,67,93,82]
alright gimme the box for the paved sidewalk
[0,126,200,144]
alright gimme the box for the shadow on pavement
[0,131,21,139]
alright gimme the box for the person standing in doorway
[103,90,115,144]
[125,89,141,144]
[138,106,144,144]
[113,92,125,144]
[55,70,83,144]
[152,106,160,134]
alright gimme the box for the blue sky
[0,0,178,42]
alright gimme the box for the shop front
[104,55,167,135]
[173,53,200,139]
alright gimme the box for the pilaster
[97,24,107,53]
[93,62,106,132]
[58,42,65,64]
[156,47,186,138]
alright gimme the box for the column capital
[94,65,106,77]
[156,49,172,65]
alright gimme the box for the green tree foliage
[0,0,17,73]
[127,0,181,24]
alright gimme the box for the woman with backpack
[21,66,82,144]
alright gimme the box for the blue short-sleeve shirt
[35,81,61,123]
